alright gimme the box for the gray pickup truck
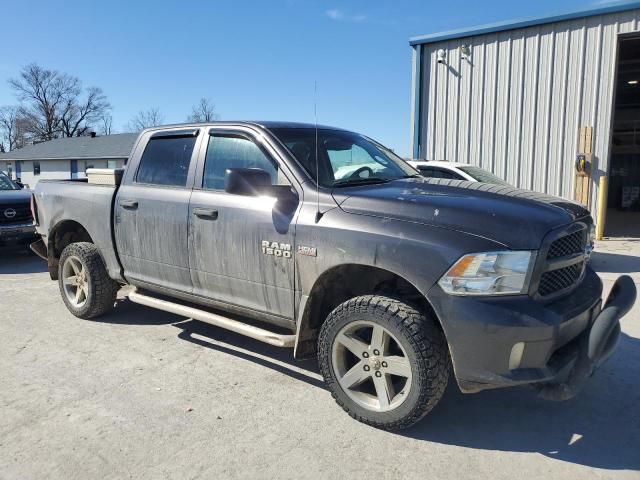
[32,122,636,430]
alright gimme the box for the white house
[0,133,138,187]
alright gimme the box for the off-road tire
[318,295,449,430]
[58,242,118,319]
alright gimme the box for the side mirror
[15,181,25,189]
[224,168,296,203]
[224,168,272,196]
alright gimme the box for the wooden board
[574,126,593,206]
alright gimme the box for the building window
[33,161,41,176]
[107,160,118,169]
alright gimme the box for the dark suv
[0,172,37,249]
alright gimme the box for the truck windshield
[0,173,19,190]
[271,128,417,188]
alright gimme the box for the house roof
[0,133,138,161]
[409,0,640,46]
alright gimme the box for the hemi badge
[297,245,317,257]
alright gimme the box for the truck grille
[547,230,586,259]
[538,262,585,297]
[0,203,32,225]
[537,225,588,298]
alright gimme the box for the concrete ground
[0,241,639,480]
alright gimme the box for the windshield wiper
[332,177,393,188]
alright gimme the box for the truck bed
[34,179,123,282]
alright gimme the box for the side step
[128,290,296,348]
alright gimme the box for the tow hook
[536,275,637,401]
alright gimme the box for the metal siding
[469,42,486,166]
[482,34,499,172]
[417,9,640,212]
[506,30,526,186]
[533,24,555,194]
[423,46,438,159]
[521,29,540,191]
[446,40,462,162]
[410,45,421,158]
[458,42,473,164]
[494,33,512,180]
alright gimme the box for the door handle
[193,208,219,220]
[119,199,138,209]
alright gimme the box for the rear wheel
[318,295,449,430]
[58,242,118,319]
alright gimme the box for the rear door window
[136,136,197,187]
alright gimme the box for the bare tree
[8,63,111,141]
[187,97,219,123]
[127,108,164,131]
[60,86,110,137]
[99,113,114,135]
[0,105,27,150]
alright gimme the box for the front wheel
[58,242,119,319]
[318,295,449,430]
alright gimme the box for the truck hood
[332,178,590,249]
[0,189,31,204]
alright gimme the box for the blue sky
[0,0,597,156]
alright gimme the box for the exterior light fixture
[628,80,638,85]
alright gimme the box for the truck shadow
[174,319,325,389]
[403,331,640,471]
[590,251,640,274]
[98,300,639,471]
[94,298,185,325]
[0,248,48,274]
[98,299,325,387]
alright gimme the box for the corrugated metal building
[410,0,640,236]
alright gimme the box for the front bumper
[0,222,38,247]
[428,267,636,395]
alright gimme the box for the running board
[128,290,296,348]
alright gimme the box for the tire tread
[58,242,118,319]
[318,295,449,430]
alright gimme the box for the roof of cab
[143,121,347,132]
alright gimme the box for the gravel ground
[0,239,639,480]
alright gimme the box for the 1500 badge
[261,241,317,258]
[261,241,292,258]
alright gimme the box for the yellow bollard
[595,175,608,241]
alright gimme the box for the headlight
[438,251,536,296]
